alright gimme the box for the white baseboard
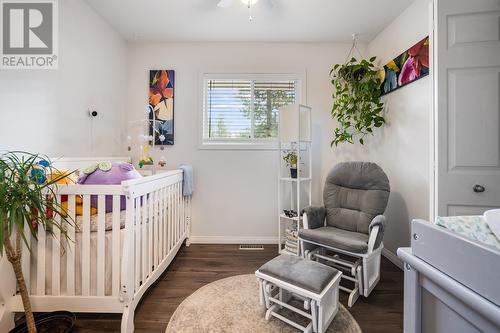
[189,236,404,270]
[382,248,403,270]
[189,235,278,245]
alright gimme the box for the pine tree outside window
[202,74,300,149]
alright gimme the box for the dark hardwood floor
[73,244,403,333]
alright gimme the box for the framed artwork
[149,70,175,145]
[380,36,429,96]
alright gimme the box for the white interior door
[435,0,500,216]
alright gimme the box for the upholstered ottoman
[255,254,342,333]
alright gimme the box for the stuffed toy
[78,162,142,212]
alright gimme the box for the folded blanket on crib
[179,163,193,196]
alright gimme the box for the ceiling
[85,0,415,43]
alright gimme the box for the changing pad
[436,215,500,251]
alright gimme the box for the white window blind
[203,77,297,143]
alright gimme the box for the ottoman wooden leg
[311,300,318,333]
[258,278,265,308]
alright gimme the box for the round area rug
[166,274,362,333]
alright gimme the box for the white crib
[6,158,191,333]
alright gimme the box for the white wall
[0,0,127,329]
[0,0,431,302]
[321,0,432,259]
[126,42,355,242]
[127,0,431,251]
[0,0,432,329]
[0,0,127,157]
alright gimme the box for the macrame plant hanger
[344,34,364,64]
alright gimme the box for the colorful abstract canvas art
[149,70,175,145]
[380,36,429,95]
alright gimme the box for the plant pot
[290,168,297,179]
[10,311,75,333]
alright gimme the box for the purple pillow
[78,162,142,212]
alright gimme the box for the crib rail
[121,170,190,304]
[10,169,191,320]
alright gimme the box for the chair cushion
[299,226,369,253]
[258,254,338,294]
[324,162,390,234]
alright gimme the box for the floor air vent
[239,244,264,251]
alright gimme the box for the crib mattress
[75,210,126,233]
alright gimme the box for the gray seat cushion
[299,226,369,253]
[258,254,338,294]
[324,162,390,234]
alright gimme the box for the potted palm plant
[283,151,298,179]
[0,152,76,333]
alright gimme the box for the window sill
[198,141,279,151]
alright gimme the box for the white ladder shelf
[278,104,312,256]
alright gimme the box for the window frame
[199,73,303,150]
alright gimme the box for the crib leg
[185,217,191,247]
[121,302,136,333]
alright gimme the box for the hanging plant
[330,56,385,146]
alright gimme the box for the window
[202,74,299,149]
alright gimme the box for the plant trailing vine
[330,55,385,146]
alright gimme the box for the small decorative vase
[290,168,297,179]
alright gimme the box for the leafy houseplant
[0,152,74,333]
[283,151,298,179]
[330,56,385,146]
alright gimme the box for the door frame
[430,0,437,222]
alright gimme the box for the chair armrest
[368,215,386,253]
[301,206,326,230]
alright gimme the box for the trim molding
[189,236,404,270]
[189,236,278,245]
[382,248,403,270]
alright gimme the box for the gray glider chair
[299,161,390,307]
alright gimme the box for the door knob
[473,184,485,193]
